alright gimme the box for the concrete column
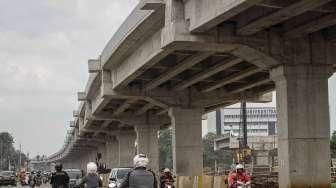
[106,139,119,169]
[135,124,160,173]
[270,64,333,188]
[117,131,136,167]
[168,107,203,176]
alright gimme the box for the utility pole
[241,100,248,148]
[18,143,22,170]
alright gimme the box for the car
[64,169,84,188]
[108,167,132,188]
[0,171,17,186]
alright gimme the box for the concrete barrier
[176,176,228,188]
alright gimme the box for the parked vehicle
[108,167,132,188]
[0,171,17,186]
[64,169,84,188]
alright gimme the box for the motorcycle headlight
[108,182,117,188]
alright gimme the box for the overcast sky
[0,0,137,157]
[0,0,336,158]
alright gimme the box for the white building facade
[222,107,277,137]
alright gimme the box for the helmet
[133,154,149,168]
[236,164,244,170]
[55,163,63,171]
[163,168,170,173]
[87,162,98,174]
[236,164,244,173]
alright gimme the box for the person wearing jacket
[50,163,70,188]
[228,164,251,188]
[118,154,158,188]
[77,162,103,188]
[160,168,174,188]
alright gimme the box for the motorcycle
[237,181,251,188]
[35,177,42,186]
[29,179,36,188]
[163,181,174,188]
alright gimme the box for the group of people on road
[50,154,165,188]
[50,154,251,188]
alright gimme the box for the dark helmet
[55,163,63,171]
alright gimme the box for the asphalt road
[0,184,51,188]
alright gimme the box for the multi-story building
[203,107,277,137]
[222,107,277,137]
[213,107,278,166]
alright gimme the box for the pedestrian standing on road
[77,162,103,188]
[118,154,158,188]
[50,163,70,188]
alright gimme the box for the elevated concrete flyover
[47,0,336,187]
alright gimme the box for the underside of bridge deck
[48,1,336,187]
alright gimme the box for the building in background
[213,107,278,166]
[203,107,277,137]
[222,107,277,137]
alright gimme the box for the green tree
[331,130,336,158]
[159,128,173,170]
[0,132,15,170]
[203,133,234,169]
[0,132,28,170]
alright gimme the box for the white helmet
[163,168,170,173]
[236,164,244,171]
[133,154,149,168]
[87,162,98,174]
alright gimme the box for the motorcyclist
[29,171,38,187]
[20,169,28,185]
[228,164,251,188]
[36,171,42,186]
[160,168,174,188]
[50,163,70,188]
[77,162,102,188]
[118,154,158,188]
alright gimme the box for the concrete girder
[101,1,165,69]
[77,136,107,144]
[110,27,279,93]
[257,0,336,13]
[184,0,264,33]
[73,110,79,117]
[91,111,171,127]
[88,59,101,73]
[86,82,274,124]
[229,78,272,94]
[202,67,265,92]
[237,0,333,35]
[143,51,214,90]
[135,103,155,115]
[198,90,273,111]
[173,57,244,91]
[113,98,138,115]
[77,92,87,101]
[284,13,336,39]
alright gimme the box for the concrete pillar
[106,139,119,169]
[168,107,203,176]
[270,64,333,188]
[117,131,136,167]
[135,124,160,173]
